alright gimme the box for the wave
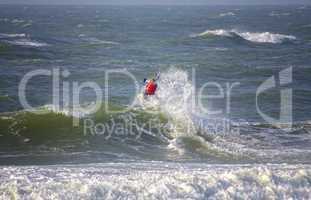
[22,22,32,28]
[0,33,49,47]
[269,11,291,17]
[5,39,49,47]
[134,68,311,162]
[0,18,33,28]
[192,29,297,44]
[1,163,310,199]
[11,19,25,24]
[78,35,119,45]
[135,68,197,138]
[77,24,84,28]
[0,33,26,38]
[0,68,310,164]
[237,31,296,44]
[219,12,236,17]
[0,103,170,146]
[192,29,232,37]
[5,18,33,27]
[0,68,204,160]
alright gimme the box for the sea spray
[136,68,197,138]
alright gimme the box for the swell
[1,68,310,164]
[0,33,49,47]
[192,29,297,44]
[0,102,173,154]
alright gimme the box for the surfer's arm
[154,72,160,81]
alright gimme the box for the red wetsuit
[145,80,157,95]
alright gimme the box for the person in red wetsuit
[144,79,157,95]
[144,73,159,96]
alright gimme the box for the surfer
[143,73,160,96]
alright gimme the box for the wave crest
[219,12,236,17]
[193,29,232,37]
[6,39,49,47]
[0,33,26,38]
[193,29,296,44]
[238,31,296,43]
[136,68,197,138]
[0,33,49,47]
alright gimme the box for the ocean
[0,5,311,199]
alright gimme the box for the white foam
[0,33,50,47]
[237,31,296,44]
[0,163,310,199]
[215,47,228,51]
[11,19,25,24]
[136,68,197,138]
[80,36,119,45]
[5,39,49,47]
[22,22,32,28]
[192,29,232,38]
[134,68,309,160]
[77,24,84,28]
[193,29,296,44]
[269,11,291,17]
[39,104,93,118]
[219,12,236,17]
[0,33,26,38]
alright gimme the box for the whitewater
[1,163,311,200]
[192,29,297,44]
[1,5,311,199]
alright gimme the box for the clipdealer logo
[17,68,241,136]
[17,66,294,137]
[18,68,140,126]
[256,67,293,129]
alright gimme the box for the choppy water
[0,5,311,199]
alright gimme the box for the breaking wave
[135,68,198,139]
[5,39,49,47]
[0,33,26,38]
[192,29,297,44]
[0,163,310,199]
[0,68,310,164]
[133,68,311,162]
[0,33,49,47]
[219,12,236,17]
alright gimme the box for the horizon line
[0,3,309,6]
